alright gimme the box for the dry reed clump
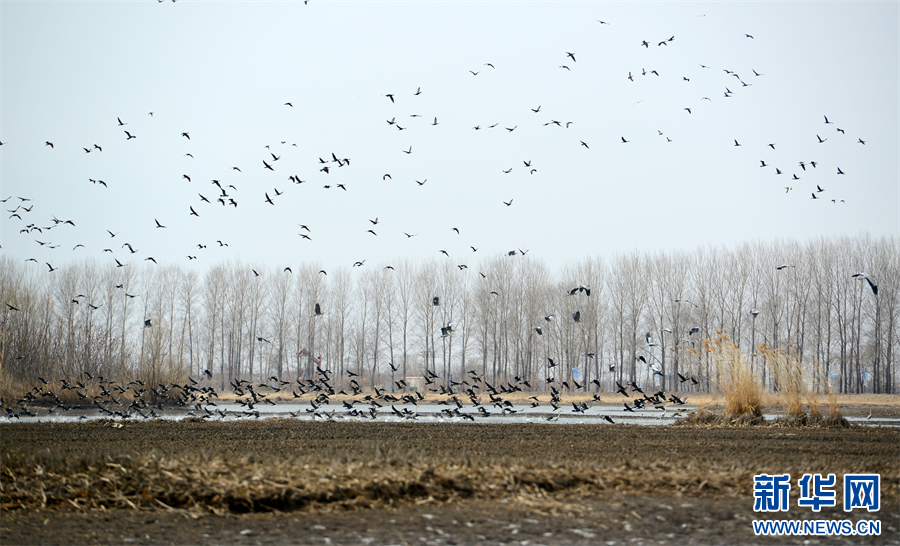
[700,333,763,420]
[682,335,848,428]
[756,344,844,422]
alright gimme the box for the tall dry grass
[756,344,842,420]
[699,332,763,419]
[694,332,846,426]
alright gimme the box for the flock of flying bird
[3,360,691,423]
[2,18,868,281]
[2,15,877,402]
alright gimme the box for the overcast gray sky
[2,1,897,274]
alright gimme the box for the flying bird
[154,219,166,228]
[852,274,878,296]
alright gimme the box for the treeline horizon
[1,233,896,396]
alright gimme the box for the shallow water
[2,402,896,427]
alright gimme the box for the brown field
[1,411,898,545]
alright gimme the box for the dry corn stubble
[2,420,897,516]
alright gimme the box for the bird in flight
[852,274,878,295]
[566,52,576,62]
[503,199,513,207]
[124,131,136,140]
[154,219,166,228]
[181,132,190,140]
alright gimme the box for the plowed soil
[2,419,898,545]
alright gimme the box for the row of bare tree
[1,234,895,395]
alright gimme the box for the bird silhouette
[852,274,878,295]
